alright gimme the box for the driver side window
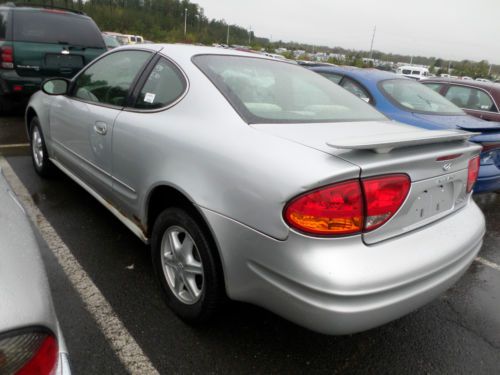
[73,50,151,106]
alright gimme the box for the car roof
[0,4,87,16]
[311,65,405,83]
[116,43,287,63]
[423,77,500,91]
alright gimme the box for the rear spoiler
[327,130,480,154]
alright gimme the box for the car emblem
[61,49,70,55]
[442,162,452,171]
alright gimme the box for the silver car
[26,44,485,335]
[0,169,71,374]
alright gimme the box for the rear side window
[134,58,187,109]
[340,77,372,104]
[13,11,105,48]
[424,83,443,93]
[402,69,411,74]
[318,72,343,84]
[445,85,497,112]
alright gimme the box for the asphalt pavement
[1,114,499,374]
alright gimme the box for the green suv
[0,4,106,113]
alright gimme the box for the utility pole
[369,25,376,59]
[226,24,230,46]
[248,26,252,45]
[184,8,188,38]
[410,55,413,65]
[488,64,492,76]
[448,60,451,73]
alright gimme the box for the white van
[396,66,430,80]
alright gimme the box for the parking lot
[1,114,499,374]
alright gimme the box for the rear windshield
[13,11,105,48]
[193,55,387,124]
[380,79,465,115]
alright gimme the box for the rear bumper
[0,69,42,97]
[55,352,71,375]
[202,200,485,335]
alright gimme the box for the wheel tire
[151,207,224,324]
[30,117,55,177]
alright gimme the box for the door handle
[94,121,108,135]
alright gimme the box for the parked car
[102,31,129,46]
[0,168,71,374]
[26,44,484,335]
[123,34,144,44]
[421,78,500,122]
[308,66,500,193]
[396,65,430,80]
[0,4,106,113]
[103,34,120,50]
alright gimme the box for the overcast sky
[195,0,500,64]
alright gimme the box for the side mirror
[41,78,69,95]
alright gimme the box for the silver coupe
[26,44,485,334]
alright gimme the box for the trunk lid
[251,120,481,243]
[413,113,500,132]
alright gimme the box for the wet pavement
[1,115,499,374]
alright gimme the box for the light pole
[226,24,230,46]
[184,8,188,38]
[248,26,252,45]
[369,25,376,59]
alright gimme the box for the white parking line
[0,157,159,375]
[476,256,500,272]
[0,143,30,149]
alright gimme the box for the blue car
[308,66,500,193]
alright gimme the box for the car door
[49,49,153,199]
[110,55,188,218]
[443,84,500,121]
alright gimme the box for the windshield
[13,11,105,48]
[193,55,387,124]
[380,79,465,115]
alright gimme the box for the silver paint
[26,44,486,334]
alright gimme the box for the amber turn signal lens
[284,180,363,235]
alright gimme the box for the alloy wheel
[160,225,204,304]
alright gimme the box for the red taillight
[0,330,58,375]
[362,174,411,231]
[0,45,14,69]
[284,180,363,235]
[284,174,411,236]
[467,156,480,193]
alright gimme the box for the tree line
[13,0,500,78]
